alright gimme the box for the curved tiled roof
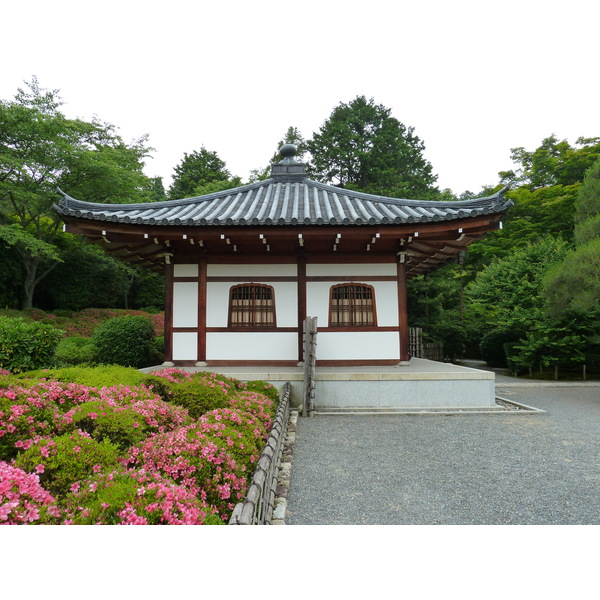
[54,178,511,228]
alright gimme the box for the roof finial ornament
[278,144,298,163]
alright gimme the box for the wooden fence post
[302,316,317,417]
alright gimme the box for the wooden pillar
[297,254,307,362]
[197,255,207,363]
[163,263,174,363]
[397,261,409,362]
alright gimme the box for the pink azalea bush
[0,381,97,459]
[0,461,59,524]
[58,469,222,525]
[0,367,279,524]
[126,424,251,520]
[14,430,122,497]
[64,385,191,449]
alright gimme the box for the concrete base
[143,358,496,411]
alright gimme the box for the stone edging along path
[271,410,298,525]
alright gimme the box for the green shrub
[92,315,156,368]
[0,316,63,373]
[58,470,222,525]
[69,401,151,450]
[18,365,147,388]
[54,336,97,366]
[168,379,230,418]
[14,431,121,497]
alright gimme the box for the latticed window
[228,284,276,327]
[329,284,376,327]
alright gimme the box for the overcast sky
[3,0,598,197]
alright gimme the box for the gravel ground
[286,384,600,525]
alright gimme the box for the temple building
[54,145,512,410]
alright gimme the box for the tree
[464,183,580,273]
[499,135,600,189]
[543,156,600,317]
[146,177,167,202]
[574,154,600,245]
[306,96,438,198]
[0,78,155,309]
[466,236,570,334]
[167,147,239,199]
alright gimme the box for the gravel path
[285,384,600,525]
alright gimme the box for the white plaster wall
[307,263,396,277]
[318,332,399,360]
[172,332,197,361]
[173,282,198,327]
[206,282,297,327]
[207,332,298,360]
[207,264,296,277]
[174,264,199,277]
[306,281,398,327]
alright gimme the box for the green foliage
[69,401,151,449]
[14,431,121,497]
[307,95,438,198]
[92,315,156,368]
[574,155,600,243]
[24,364,148,388]
[499,135,600,189]
[479,329,522,368]
[35,242,136,311]
[57,470,223,525]
[54,336,97,366]
[129,271,165,311]
[465,184,579,272]
[242,380,279,403]
[543,239,600,317]
[542,157,600,321]
[168,146,238,199]
[466,237,570,333]
[0,78,155,309]
[167,380,230,418]
[0,316,63,373]
[508,323,587,374]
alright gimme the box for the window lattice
[330,284,375,327]
[229,284,275,327]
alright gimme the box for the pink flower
[35,464,45,474]
[70,482,80,493]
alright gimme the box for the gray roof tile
[54,178,512,228]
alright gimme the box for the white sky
[3,0,598,196]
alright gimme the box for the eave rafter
[60,205,504,275]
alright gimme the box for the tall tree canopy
[543,156,600,318]
[306,96,438,198]
[167,147,239,199]
[499,135,600,189]
[0,78,155,309]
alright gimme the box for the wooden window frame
[329,283,377,328]
[228,283,276,328]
